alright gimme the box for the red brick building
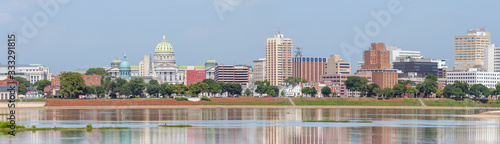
[186,70,206,85]
[51,71,101,87]
[292,57,326,83]
[361,43,391,69]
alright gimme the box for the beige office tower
[266,33,292,86]
[139,55,151,76]
[454,28,491,70]
[325,54,351,75]
[253,58,266,82]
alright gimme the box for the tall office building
[252,58,266,82]
[485,44,500,72]
[454,28,491,70]
[360,43,397,88]
[292,56,326,83]
[386,46,421,66]
[266,33,292,86]
[361,43,391,69]
[325,54,351,75]
[139,55,152,76]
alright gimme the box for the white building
[0,64,51,84]
[282,85,302,97]
[446,68,500,88]
[386,46,422,66]
[485,44,500,72]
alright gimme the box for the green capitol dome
[155,33,173,52]
[119,52,131,79]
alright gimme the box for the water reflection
[0,108,499,144]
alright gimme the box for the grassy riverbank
[421,98,500,107]
[292,97,422,106]
[3,97,500,108]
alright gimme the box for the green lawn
[204,101,291,105]
[292,97,421,106]
[422,98,500,107]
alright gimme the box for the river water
[0,108,499,144]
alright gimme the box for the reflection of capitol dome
[155,34,173,52]
[111,59,122,68]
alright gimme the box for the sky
[1,0,500,74]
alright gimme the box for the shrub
[86,124,93,129]
[175,97,188,101]
[32,125,36,128]
[200,96,211,101]
[479,99,489,103]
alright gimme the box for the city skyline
[1,0,500,73]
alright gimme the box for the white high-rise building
[0,64,51,84]
[386,46,422,66]
[485,44,500,72]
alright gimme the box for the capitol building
[105,33,217,84]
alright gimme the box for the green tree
[14,77,31,87]
[117,83,131,97]
[392,84,407,97]
[173,84,188,95]
[283,76,307,85]
[496,83,500,95]
[301,87,311,97]
[321,87,332,97]
[244,88,252,96]
[95,86,105,98]
[267,89,275,96]
[310,87,318,97]
[373,87,383,97]
[146,84,160,97]
[398,80,414,86]
[443,84,464,98]
[332,91,338,97]
[436,88,444,98]
[188,82,203,96]
[129,78,145,97]
[85,86,96,96]
[60,72,86,99]
[454,81,470,95]
[420,74,438,97]
[366,83,380,97]
[406,86,419,98]
[470,84,489,98]
[382,88,393,98]
[344,76,369,97]
[281,90,285,96]
[160,83,174,97]
[36,79,51,93]
[18,84,27,95]
[85,68,109,77]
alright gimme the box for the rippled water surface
[1,108,499,144]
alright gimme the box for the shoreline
[0,105,491,110]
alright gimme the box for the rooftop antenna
[295,47,303,58]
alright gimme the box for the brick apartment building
[51,71,101,87]
[292,57,326,82]
[214,65,249,84]
[186,70,206,85]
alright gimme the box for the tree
[202,79,219,96]
[366,83,380,97]
[454,81,470,95]
[470,84,489,98]
[129,78,145,96]
[443,84,464,98]
[332,91,338,97]
[392,84,407,97]
[227,83,242,95]
[85,86,96,96]
[406,87,419,98]
[281,91,285,96]
[496,83,500,96]
[244,88,252,96]
[85,68,109,77]
[36,79,51,93]
[344,76,369,97]
[160,83,174,97]
[60,72,86,99]
[321,87,332,97]
[95,86,105,98]
[199,82,210,96]
[117,83,131,97]
[301,87,311,97]
[382,88,393,98]
[188,82,205,96]
[420,74,438,97]
[18,84,27,95]
[146,84,160,97]
[173,84,188,95]
[310,87,318,97]
[398,80,414,86]
[436,88,444,98]
[284,76,307,85]
[14,77,31,87]
[267,89,275,96]
[373,87,383,97]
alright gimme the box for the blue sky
[1,0,499,74]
